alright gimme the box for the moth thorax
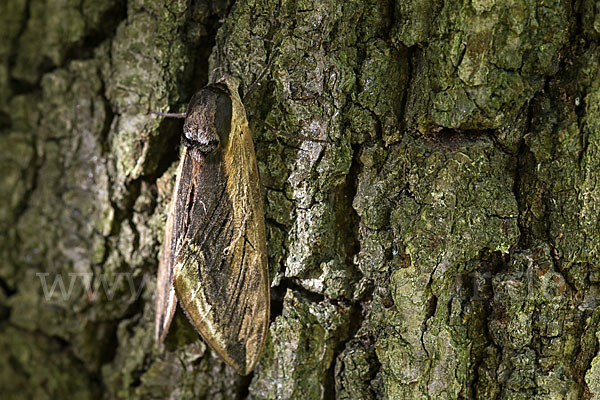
[182,84,233,160]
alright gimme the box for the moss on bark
[1,0,600,398]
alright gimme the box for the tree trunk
[1,0,600,398]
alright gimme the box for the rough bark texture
[1,0,600,399]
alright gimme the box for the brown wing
[164,78,269,375]
[155,146,195,344]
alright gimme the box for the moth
[155,75,269,375]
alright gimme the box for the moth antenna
[211,65,225,84]
[243,66,271,103]
[151,111,187,119]
[242,50,278,102]
[256,119,331,144]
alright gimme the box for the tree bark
[1,0,600,399]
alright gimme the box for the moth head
[183,84,232,160]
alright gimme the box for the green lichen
[2,0,600,398]
[520,44,600,290]
[486,245,583,398]
[392,0,441,47]
[586,329,600,396]
[335,338,382,400]
[249,290,352,399]
[405,0,572,134]
[354,133,519,397]
[0,326,101,399]
[356,39,409,144]
[0,133,34,233]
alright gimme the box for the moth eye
[194,131,220,154]
[203,134,220,152]
[182,128,219,155]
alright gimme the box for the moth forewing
[155,146,191,344]
[156,76,269,375]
